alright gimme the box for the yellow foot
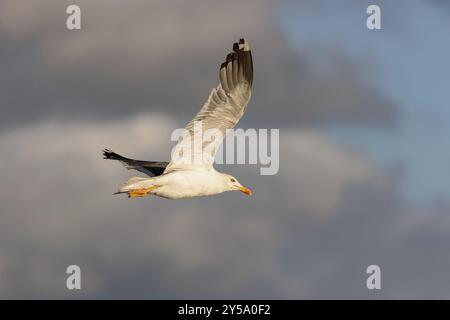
[127,185,161,198]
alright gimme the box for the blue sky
[277,0,450,205]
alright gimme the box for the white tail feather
[116,176,150,193]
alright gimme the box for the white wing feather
[166,39,253,172]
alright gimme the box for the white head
[221,173,252,196]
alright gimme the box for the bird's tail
[103,149,129,161]
[114,176,149,195]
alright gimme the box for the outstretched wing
[103,149,168,177]
[166,38,253,172]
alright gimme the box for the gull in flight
[103,38,253,199]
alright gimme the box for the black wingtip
[102,148,112,159]
[219,38,253,88]
[102,148,126,160]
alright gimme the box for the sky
[278,0,450,205]
[0,0,449,299]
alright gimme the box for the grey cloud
[1,0,443,300]
[0,0,397,131]
[0,114,380,298]
[429,0,450,10]
[0,114,446,298]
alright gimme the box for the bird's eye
[230,178,236,183]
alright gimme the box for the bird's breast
[152,171,224,199]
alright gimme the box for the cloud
[0,0,397,130]
[1,0,445,299]
[0,113,390,298]
[429,0,450,11]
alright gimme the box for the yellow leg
[127,185,161,198]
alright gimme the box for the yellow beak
[238,186,252,196]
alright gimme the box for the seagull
[103,38,253,199]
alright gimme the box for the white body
[119,167,229,199]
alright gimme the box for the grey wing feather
[189,38,253,137]
[102,149,168,177]
[167,38,253,171]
